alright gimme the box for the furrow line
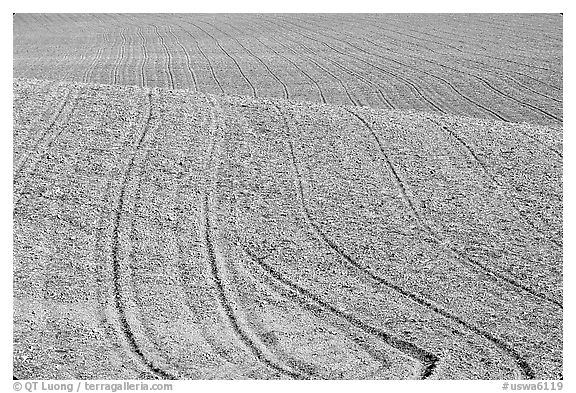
[492,71,562,104]
[356,15,562,93]
[221,17,328,104]
[345,108,562,310]
[166,24,198,92]
[112,27,127,84]
[172,20,225,94]
[135,25,149,88]
[200,20,290,100]
[251,17,365,106]
[270,17,446,113]
[274,103,535,380]
[475,76,562,123]
[83,46,104,84]
[315,15,555,124]
[150,23,175,90]
[187,21,257,97]
[259,19,394,109]
[249,33,327,104]
[252,24,358,106]
[304,14,560,115]
[359,14,559,74]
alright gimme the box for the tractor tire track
[430,119,562,247]
[110,90,178,380]
[202,98,308,379]
[345,108,562,309]
[273,103,535,380]
[238,243,438,379]
[14,88,75,179]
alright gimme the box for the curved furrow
[277,17,445,113]
[335,14,562,94]
[429,119,562,247]
[264,36,359,105]
[238,243,438,379]
[311,53,395,109]
[220,16,328,104]
[172,21,224,94]
[110,90,177,379]
[203,98,307,379]
[423,19,560,68]
[259,20,395,109]
[201,193,308,379]
[341,34,510,121]
[166,24,198,91]
[248,34,327,104]
[377,19,562,94]
[199,20,289,100]
[273,103,535,380]
[83,46,104,84]
[358,14,561,75]
[489,71,562,104]
[318,17,558,124]
[150,23,175,90]
[112,27,127,85]
[345,108,562,310]
[135,25,150,88]
[55,14,92,81]
[185,20,257,97]
[14,88,74,179]
[252,18,396,108]
[248,18,359,106]
[474,76,562,123]
[279,16,521,116]
[85,14,114,84]
[100,16,116,85]
[473,15,562,42]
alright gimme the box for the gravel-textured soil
[13,78,562,379]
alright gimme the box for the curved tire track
[273,103,536,380]
[202,98,308,379]
[431,118,562,247]
[238,243,438,379]
[346,108,562,310]
[110,90,177,379]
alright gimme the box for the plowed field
[13,13,563,380]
